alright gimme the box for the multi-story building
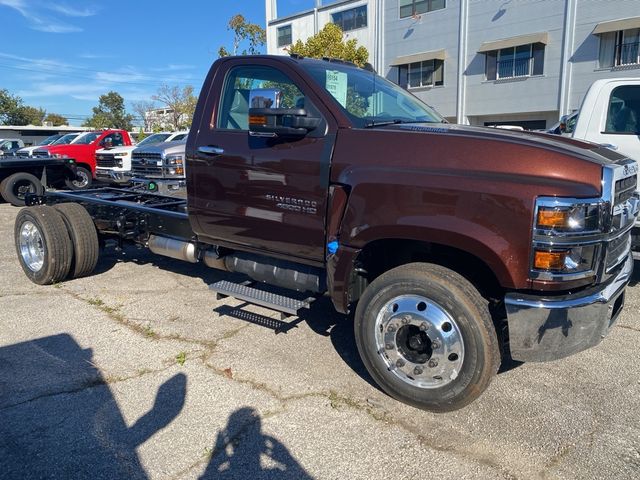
[266,0,640,128]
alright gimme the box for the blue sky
[0,0,319,126]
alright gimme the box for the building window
[485,43,544,80]
[332,5,367,32]
[399,0,445,19]
[277,25,292,48]
[398,59,444,88]
[599,29,640,68]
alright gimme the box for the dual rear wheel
[15,203,99,284]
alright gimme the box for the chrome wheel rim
[72,171,89,188]
[375,295,465,389]
[19,221,45,272]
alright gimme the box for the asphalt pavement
[1,202,639,479]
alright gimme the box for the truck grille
[32,149,49,157]
[132,152,162,177]
[96,153,118,168]
[606,231,631,271]
[614,175,636,204]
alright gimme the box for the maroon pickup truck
[13,55,639,411]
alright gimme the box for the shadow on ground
[0,334,309,479]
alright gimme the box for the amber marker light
[249,115,267,125]
[537,209,569,229]
[534,250,567,270]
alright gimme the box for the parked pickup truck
[558,78,640,251]
[33,129,134,189]
[14,55,639,411]
[0,138,25,155]
[0,155,78,206]
[96,131,188,185]
[129,138,187,193]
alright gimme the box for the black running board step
[209,280,315,317]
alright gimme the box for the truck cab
[561,78,640,250]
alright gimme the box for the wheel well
[352,239,504,302]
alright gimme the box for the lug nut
[385,343,394,350]
[431,342,440,350]
[413,366,423,375]
[419,322,429,331]
[396,359,405,367]
[388,325,396,333]
[428,359,438,368]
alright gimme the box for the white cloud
[0,0,99,33]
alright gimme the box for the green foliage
[83,91,135,130]
[137,127,146,142]
[44,113,68,126]
[218,14,266,57]
[288,23,369,67]
[176,351,186,366]
[0,89,46,125]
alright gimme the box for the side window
[104,133,124,146]
[605,85,640,134]
[217,66,305,130]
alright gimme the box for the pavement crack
[617,324,640,333]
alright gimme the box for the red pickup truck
[33,129,133,188]
[13,55,639,411]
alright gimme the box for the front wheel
[65,166,92,190]
[354,263,500,412]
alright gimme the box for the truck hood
[133,140,186,156]
[96,146,136,155]
[386,123,628,166]
[41,143,93,155]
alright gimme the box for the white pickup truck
[561,78,639,251]
[95,131,188,184]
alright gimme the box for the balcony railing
[497,57,532,79]
[616,41,640,66]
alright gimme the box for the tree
[288,23,369,67]
[151,85,197,130]
[217,14,266,57]
[83,91,135,130]
[0,89,46,125]
[43,113,68,126]
[131,100,156,131]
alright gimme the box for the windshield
[299,62,445,128]
[137,133,171,146]
[72,132,101,145]
[39,134,64,146]
[54,133,79,145]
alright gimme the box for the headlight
[532,197,606,280]
[165,154,184,166]
[536,204,601,232]
[113,152,128,157]
[532,245,598,274]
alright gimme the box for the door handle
[198,146,224,155]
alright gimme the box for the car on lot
[129,137,187,193]
[16,133,79,157]
[33,130,134,189]
[96,131,188,185]
[0,139,25,156]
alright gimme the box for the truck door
[189,60,336,263]
[596,84,640,161]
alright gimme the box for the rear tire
[354,262,500,412]
[0,172,44,206]
[53,203,99,279]
[65,166,92,190]
[14,206,73,284]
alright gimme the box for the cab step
[209,280,316,319]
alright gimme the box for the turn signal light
[249,115,267,125]
[537,209,569,229]
[534,250,567,271]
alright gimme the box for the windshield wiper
[364,119,438,128]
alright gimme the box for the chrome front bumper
[95,170,130,184]
[505,253,634,362]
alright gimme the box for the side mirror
[558,115,568,133]
[248,88,320,138]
